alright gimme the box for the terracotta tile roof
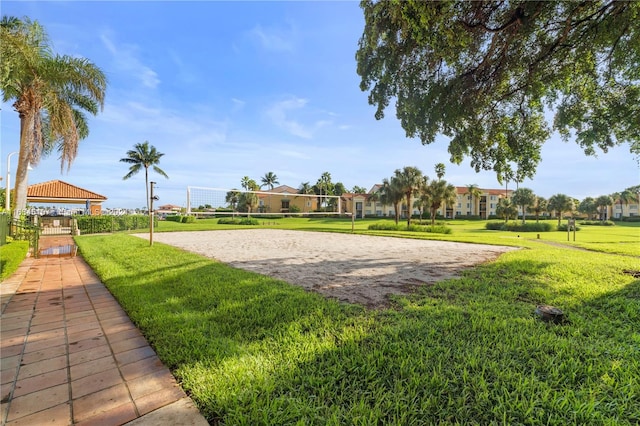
[27,180,107,201]
[269,185,299,194]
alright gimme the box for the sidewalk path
[1,236,209,425]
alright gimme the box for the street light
[5,152,18,211]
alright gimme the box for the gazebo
[27,180,107,215]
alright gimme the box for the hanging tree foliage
[356,0,640,180]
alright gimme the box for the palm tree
[496,198,518,223]
[424,179,457,226]
[238,178,259,216]
[120,141,169,213]
[528,196,548,223]
[260,172,279,190]
[1,16,107,213]
[414,176,430,220]
[315,172,333,211]
[394,166,423,226]
[547,194,574,225]
[379,177,403,225]
[298,182,314,195]
[511,188,536,224]
[616,189,638,219]
[578,197,598,220]
[225,190,240,211]
[464,184,482,216]
[595,195,613,221]
[260,172,279,212]
[435,163,446,181]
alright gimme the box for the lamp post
[5,152,18,211]
[149,181,158,246]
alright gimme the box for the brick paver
[1,236,207,425]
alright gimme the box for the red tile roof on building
[27,180,107,201]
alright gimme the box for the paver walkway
[1,236,208,425]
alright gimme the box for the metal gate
[39,216,74,235]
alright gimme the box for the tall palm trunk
[13,108,36,216]
[145,167,150,213]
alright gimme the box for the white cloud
[279,149,311,160]
[231,98,246,112]
[249,24,296,52]
[100,32,160,89]
[265,96,334,139]
[266,97,312,138]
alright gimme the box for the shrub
[181,215,196,223]
[424,225,452,234]
[217,217,259,225]
[486,221,554,232]
[579,220,615,226]
[621,216,640,222]
[166,215,183,222]
[74,215,154,234]
[368,222,452,234]
[502,222,554,232]
[485,222,504,230]
[368,222,402,231]
[557,224,582,231]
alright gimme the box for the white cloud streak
[100,32,160,89]
[249,24,296,52]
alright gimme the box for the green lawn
[74,219,640,424]
[0,240,29,281]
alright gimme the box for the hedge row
[218,217,260,225]
[166,215,196,223]
[368,222,452,234]
[74,215,156,234]
[485,221,555,232]
[580,220,615,226]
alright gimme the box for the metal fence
[0,213,8,246]
[4,216,41,257]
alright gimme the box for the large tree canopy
[357,1,640,179]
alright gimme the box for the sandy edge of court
[138,229,518,308]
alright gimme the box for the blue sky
[1,1,638,209]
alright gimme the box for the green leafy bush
[485,222,504,230]
[425,225,452,234]
[368,222,452,234]
[486,221,553,232]
[557,224,582,231]
[579,220,615,226]
[181,215,196,223]
[217,217,260,225]
[166,215,183,222]
[621,216,640,222]
[75,215,154,234]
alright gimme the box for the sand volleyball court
[141,229,517,307]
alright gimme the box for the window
[457,202,461,208]
[282,200,290,209]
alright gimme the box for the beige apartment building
[342,185,513,219]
